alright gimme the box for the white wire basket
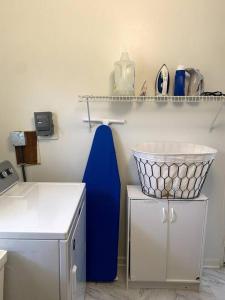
[132,142,217,199]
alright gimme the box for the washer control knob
[0,171,8,178]
[7,168,14,175]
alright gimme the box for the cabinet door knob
[162,207,168,223]
[170,208,176,223]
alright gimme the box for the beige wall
[0,0,225,266]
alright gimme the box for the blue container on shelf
[174,65,186,96]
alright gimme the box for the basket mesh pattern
[134,157,213,199]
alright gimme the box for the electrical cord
[201,91,225,96]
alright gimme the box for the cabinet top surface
[127,185,208,201]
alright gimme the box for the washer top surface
[0,182,85,240]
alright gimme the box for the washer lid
[0,182,85,240]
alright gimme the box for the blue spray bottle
[174,65,186,96]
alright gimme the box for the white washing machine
[0,160,86,300]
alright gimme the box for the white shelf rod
[79,95,225,103]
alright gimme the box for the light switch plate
[10,131,26,146]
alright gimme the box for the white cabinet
[127,186,208,288]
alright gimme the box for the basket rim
[132,142,217,157]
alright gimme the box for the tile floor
[85,267,225,300]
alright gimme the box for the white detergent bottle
[113,52,135,96]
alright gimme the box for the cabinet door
[167,201,207,281]
[130,200,168,281]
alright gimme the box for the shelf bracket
[83,96,126,130]
[83,118,126,127]
[85,97,92,132]
[209,103,224,132]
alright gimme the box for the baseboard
[118,256,126,267]
[203,258,222,269]
[128,280,200,291]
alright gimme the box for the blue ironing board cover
[83,125,121,281]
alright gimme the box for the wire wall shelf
[79,95,225,103]
[79,95,225,132]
